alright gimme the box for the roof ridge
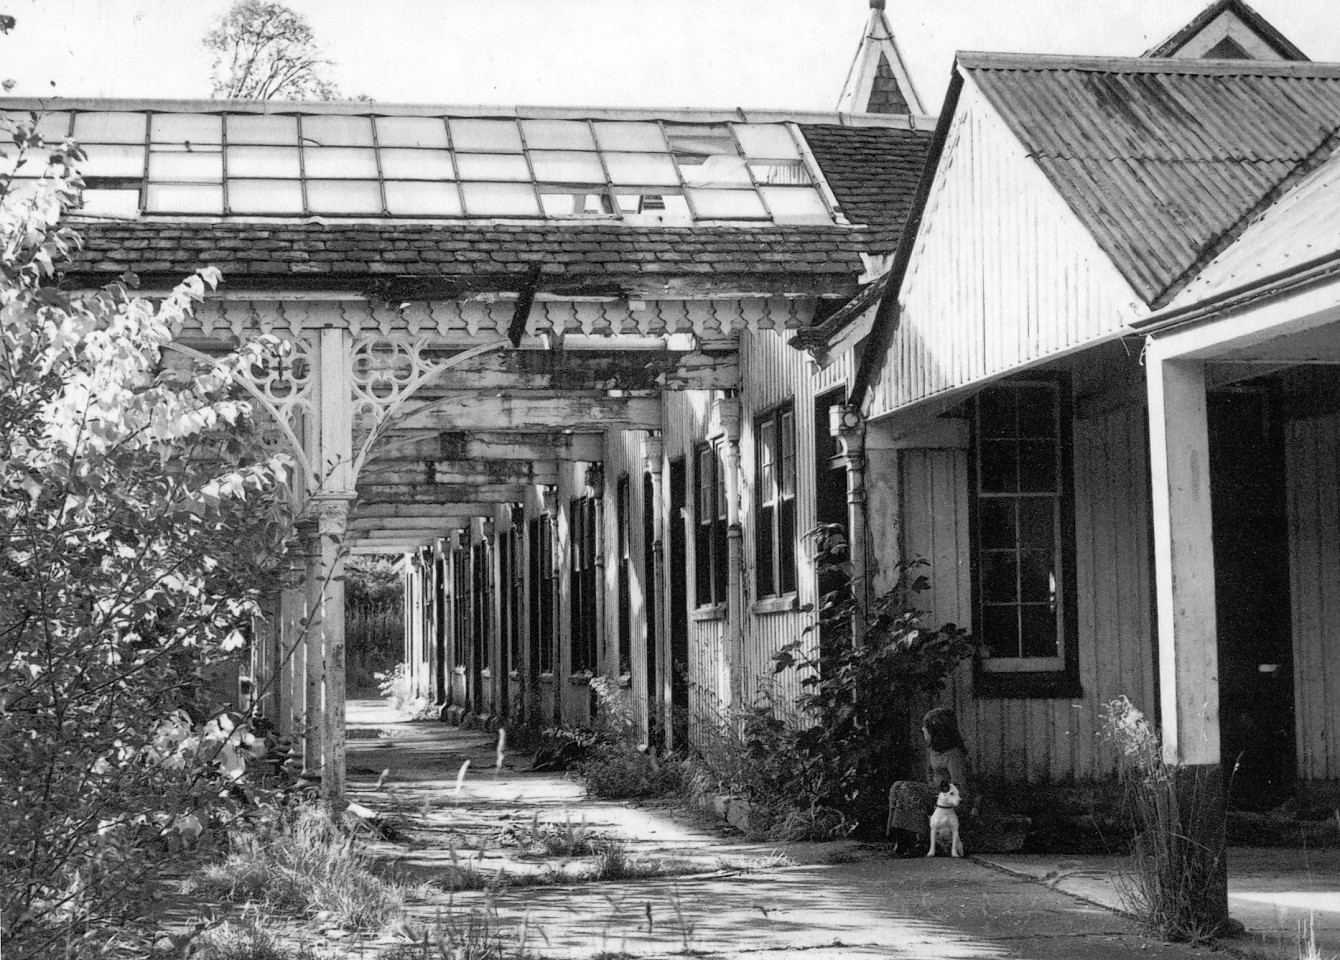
[1028,153,1313,163]
[957,51,1340,77]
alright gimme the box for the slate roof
[800,124,931,245]
[61,119,929,295]
[961,53,1340,307]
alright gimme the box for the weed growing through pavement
[501,812,604,857]
[1102,696,1231,944]
[192,910,321,960]
[197,803,413,931]
[383,907,541,960]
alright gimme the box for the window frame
[694,441,728,611]
[968,374,1081,699]
[755,402,798,600]
[569,495,599,674]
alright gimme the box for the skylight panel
[304,146,378,179]
[380,148,455,180]
[529,150,604,184]
[226,115,298,145]
[2,111,71,141]
[592,121,666,152]
[226,145,300,178]
[522,119,596,151]
[384,180,461,216]
[147,183,223,214]
[228,179,303,214]
[80,189,140,218]
[686,187,767,219]
[63,108,835,224]
[151,114,221,145]
[74,112,146,143]
[302,115,373,147]
[461,181,540,217]
[307,179,381,214]
[375,116,449,149]
[77,143,145,178]
[455,153,530,181]
[733,124,800,160]
[450,119,523,153]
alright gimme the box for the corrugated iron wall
[869,78,1146,422]
[900,393,1156,784]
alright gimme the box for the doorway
[669,457,689,747]
[1208,385,1294,810]
[814,390,849,662]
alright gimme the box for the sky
[2,0,1338,113]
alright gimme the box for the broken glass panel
[454,153,530,181]
[151,114,222,145]
[73,112,147,144]
[676,154,750,188]
[460,181,540,217]
[226,145,300,178]
[227,178,303,214]
[602,152,679,186]
[760,186,829,220]
[375,116,449,148]
[665,124,736,159]
[529,150,603,183]
[78,188,141,218]
[450,119,523,153]
[148,151,223,182]
[733,124,799,159]
[539,188,612,216]
[301,115,374,146]
[77,143,147,178]
[686,187,766,219]
[592,121,666,152]
[615,190,690,221]
[380,148,455,180]
[749,159,810,185]
[521,119,595,151]
[226,114,298,145]
[384,180,462,216]
[307,179,382,213]
[146,183,223,214]
[303,147,378,178]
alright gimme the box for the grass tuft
[193,912,319,960]
[197,803,411,931]
[384,909,535,960]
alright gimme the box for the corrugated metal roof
[1173,148,1340,306]
[961,54,1340,306]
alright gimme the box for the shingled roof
[800,124,932,247]
[960,53,1340,307]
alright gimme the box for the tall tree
[204,0,340,101]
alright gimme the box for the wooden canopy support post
[301,519,323,777]
[586,461,609,684]
[1145,349,1229,931]
[716,397,744,708]
[835,404,869,640]
[643,435,670,748]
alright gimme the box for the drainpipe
[834,403,868,641]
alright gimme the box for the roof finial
[870,0,885,8]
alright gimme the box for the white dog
[927,780,964,858]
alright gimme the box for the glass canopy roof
[3,109,837,225]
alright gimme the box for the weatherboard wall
[868,76,1148,424]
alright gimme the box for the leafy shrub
[580,741,681,800]
[689,530,975,839]
[0,109,294,958]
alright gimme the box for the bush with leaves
[693,526,976,838]
[0,111,295,957]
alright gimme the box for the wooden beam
[417,350,739,393]
[351,503,499,520]
[365,431,606,463]
[393,395,660,432]
[358,460,560,487]
[348,517,468,532]
[356,482,529,503]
